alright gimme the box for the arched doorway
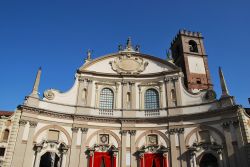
[200,153,218,167]
[39,152,60,167]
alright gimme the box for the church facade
[1,30,250,167]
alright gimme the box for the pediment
[78,52,178,75]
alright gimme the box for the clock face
[187,56,206,74]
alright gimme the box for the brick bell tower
[170,29,213,92]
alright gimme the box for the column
[69,127,80,167]
[167,129,178,167]
[129,130,136,167]
[11,120,27,167]
[217,149,224,167]
[22,121,38,167]
[222,122,236,167]
[79,128,88,167]
[33,144,43,167]
[178,128,187,167]
[120,130,127,167]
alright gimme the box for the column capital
[232,120,239,128]
[71,127,79,133]
[129,130,136,136]
[221,121,231,129]
[29,121,38,128]
[19,120,27,126]
[81,128,88,134]
[120,130,128,136]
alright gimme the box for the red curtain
[89,154,93,167]
[141,153,168,167]
[92,152,112,167]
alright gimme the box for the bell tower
[170,30,213,92]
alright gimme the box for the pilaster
[177,128,186,167]
[166,129,178,167]
[222,121,236,167]
[22,121,38,167]
[120,130,128,167]
[129,130,136,167]
[69,127,80,167]
[79,128,88,167]
[11,120,27,167]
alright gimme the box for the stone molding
[120,130,128,136]
[18,105,240,124]
[166,127,184,135]
[81,128,88,134]
[221,120,239,129]
[129,130,136,136]
[19,120,27,126]
[29,121,38,128]
[71,127,79,133]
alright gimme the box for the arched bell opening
[39,152,60,167]
[199,153,218,167]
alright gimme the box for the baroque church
[1,30,250,167]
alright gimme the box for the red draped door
[140,153,168,167]
[91,152,114,167]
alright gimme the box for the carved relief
[43,89,55,100]
[110,54,148,74]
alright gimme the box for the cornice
[18,105,240,124]
[77,69,180,78]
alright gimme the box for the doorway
[39,152,60,167]
[199,153,218,167]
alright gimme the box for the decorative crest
[118,37,140,53]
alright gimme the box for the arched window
[144,89,159,110]
[99,88,114,109]
[2,129,9,142]
[189,40,198,53]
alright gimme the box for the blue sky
[0,0,250,110]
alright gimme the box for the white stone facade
[1,33,250,167]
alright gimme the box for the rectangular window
[0,148,5,156]
[48,130,59,141]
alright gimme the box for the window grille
[99,88,114,109]
[144,89,159,110]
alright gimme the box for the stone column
[79,128,88,167]
[222,121,236,167]
[120,130,127,167]
[178,128,187,167]
[129,130,136,167]
[69,127,80,167]
[33,144,43,167]
[11,120,27,167]
[22,121,38,167]
[217,149,224,167]
[167,129,178,167]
